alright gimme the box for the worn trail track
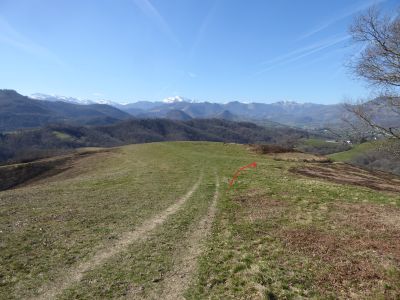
[32,174,203,300]
[155,175,220,300]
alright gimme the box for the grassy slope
[188,156,400,299]
[329,141,377,161]
[1,142,399,299]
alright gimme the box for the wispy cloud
[189,0,220,59]
[132,0,180,46]
[188,72,197,78]
[0,15,67,67]
[256,35,350,75]
[298,0,386,40]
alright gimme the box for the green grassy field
[329,141,377,162]
[1,142,399,299]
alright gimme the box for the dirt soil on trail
[291,162,400,193]
[157,177,220,300]
[32,175,203,300]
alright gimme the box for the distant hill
[0,118,310,164]
[0,90,132,132]
[214,110,238,121]
[165,109,192,121]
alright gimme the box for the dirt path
[32,174,203,300]
[155,175,220,300]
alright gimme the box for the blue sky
[0,0,398,104]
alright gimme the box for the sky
[0,0,398,104]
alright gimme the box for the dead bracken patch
[272,152,331,163]
[328,202,400,260]
[279,227,399,296]
[223,193,400,297]
[249,144,331,162]
[281,226,400,262]
[277,199,400,297]
[291,163,400,193]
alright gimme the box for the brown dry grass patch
[278,200,400,297]
[232,186,400,297]
[280,228,387,293]
[329,202,400,259]
[233,189,288,222]
[291,163,400,193]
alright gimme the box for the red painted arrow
[229,162,257,188]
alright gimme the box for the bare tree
[347,7,400,140]
[340,105,375,142]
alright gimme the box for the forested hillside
[0,118,310,164]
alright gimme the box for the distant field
[1,142,399,299]
[329,141,378,162]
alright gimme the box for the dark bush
[351,150,400,175]
[251,144,299,154]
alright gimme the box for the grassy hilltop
[1,142,399,299]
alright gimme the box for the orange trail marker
[229,162,257,188]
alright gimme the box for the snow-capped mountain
[91,99,124,107]
[32,93,193,106]
[162,96,193,103]
[31,93,95,105]
[30,93,125,108]
[26,92,344,128]
[273,100,303,106]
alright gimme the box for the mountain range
[0,90,131,132]
[30,92,344,128]
[2,90,398,133]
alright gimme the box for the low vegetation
[295,138,351,155]
[1,142,399,299]
[0,156,70,191]
[272,152,331,163]
[249,144,299,154]
[0,148,110,191]
[250,144,332,163]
